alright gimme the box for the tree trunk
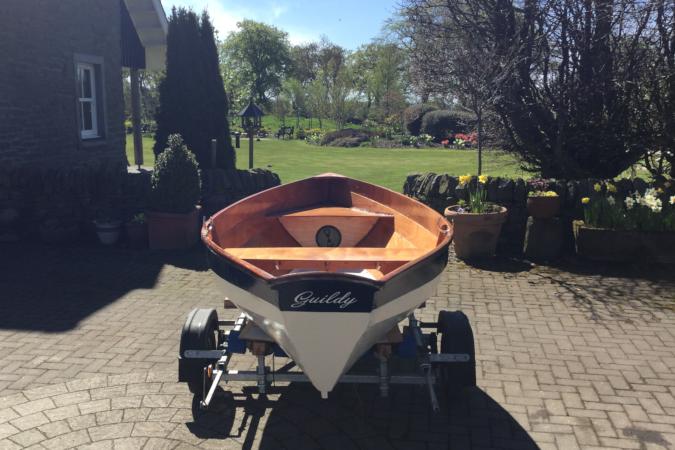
[477,111,483,175]
[130,68,143,168]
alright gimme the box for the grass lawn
[126,134,526,191]
[125,134,156,167]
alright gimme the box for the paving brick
[37,420,71,439]
[130,422,176,438]
[7,428,45,447]
[87,423,134,441]
[79,399,111,416]
[52,391,91,407]
[0,423,20,440]
[12,398,55,417]
[9,412,50,431]
[41,430,90,449]
[44,405,81,422]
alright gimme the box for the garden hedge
[403,104,437,136]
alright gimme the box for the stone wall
[403,173,653,255]
[0,165,280,243]
[201,168,282,216]
[0,0,126,168]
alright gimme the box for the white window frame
[77,63,99,139]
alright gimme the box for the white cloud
[164,0,299,40]
[164,0,249,37]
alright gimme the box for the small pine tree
[154,8,235,170]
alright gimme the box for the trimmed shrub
[403,104,437,136]
[320,129,372,147]
[149,134,201,214]
[421,110,477,141]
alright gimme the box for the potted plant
[574,181,675,263]
[527,179,560,219]
[94,208,122,245]
[125,213,147,248]
[444,174,508,259]
[146,134,202,250]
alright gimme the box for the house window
[77,63,99,139]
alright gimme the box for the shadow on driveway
[0,241,208,332]
[188,384,540,450]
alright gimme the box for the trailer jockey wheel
[178,308,220,396]
[436,310,476,397]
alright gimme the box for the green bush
[403,104,437,136]
[149,134,201,214]
[320,129,372,147]
[295,128,306,140]
[421,110,476,141]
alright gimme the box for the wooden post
[130,68,143,168]
[210,139,217,168]
[248,129,254,169]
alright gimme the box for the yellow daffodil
[478,174,488,184]
[458,174,471,186]
[545,191,558,197]
[581,197,590,205]
[606,183,617,193]
[593,183,602,192]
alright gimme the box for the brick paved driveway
[1,242,674,449]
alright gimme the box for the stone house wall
[0,0,126,168]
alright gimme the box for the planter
[146,207,200,250]
[526,196,560,219]
[444,206,508,259]
[94,220,121,245]
[125,222,148,248]
[573,221,675,263]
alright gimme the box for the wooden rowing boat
[202,173,453,397]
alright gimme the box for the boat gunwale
[202,173,453,285]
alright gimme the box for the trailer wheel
[436,310,476,396]
[178,308,220,396]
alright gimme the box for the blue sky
[163,0,399,49]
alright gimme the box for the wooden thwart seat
[272,206,392,218]
[224,247,426,271]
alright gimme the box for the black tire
[178,308,220,396]
[436,310,476,396]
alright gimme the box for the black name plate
[275,279,377,313]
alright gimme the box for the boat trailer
[178,303,476,412]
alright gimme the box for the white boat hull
[215,272,443,398]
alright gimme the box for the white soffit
[124,0,168,70]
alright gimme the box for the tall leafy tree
[352,42,407,121]
[154,8,234,169]
[401,0,658,179]
[220,20,291,109]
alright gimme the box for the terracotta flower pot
[526,196,560,219]
[146,207,200,250]
[444,206,508,260]
[125,222,148,248]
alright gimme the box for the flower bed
[575,181,675,262]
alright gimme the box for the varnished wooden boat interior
[205,173,451,281]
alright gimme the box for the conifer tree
[154,8,235,169]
